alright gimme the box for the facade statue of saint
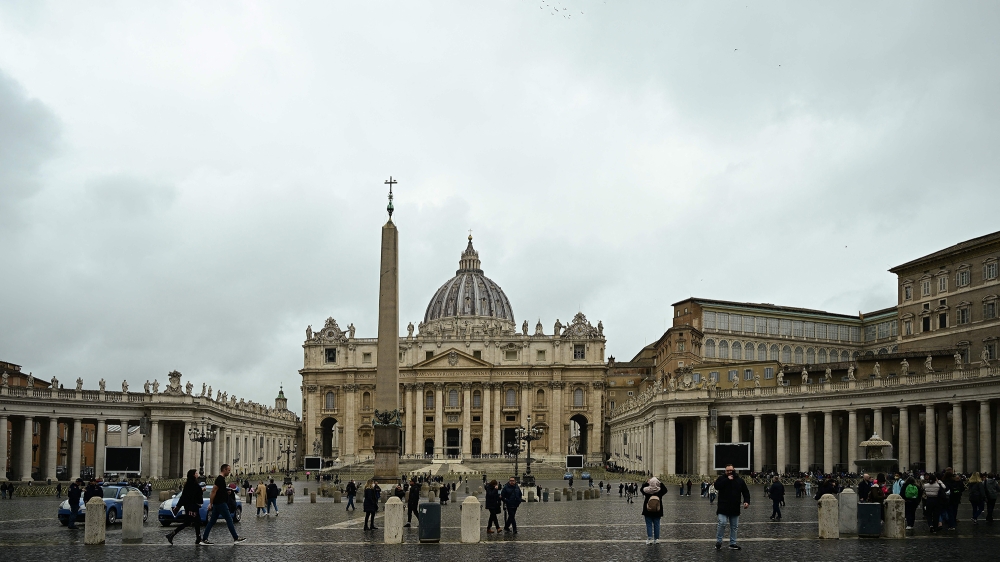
[776,370,784,386]
[847,364,856,381]
[306,325,312,340]
[348,323,356,339]
[201,383,207,397]
[1,372,7,386]
[534,320,544,336]
[554,319,562,337]
[732,375,739,390]
[51,376,59,389]
[99,378,106,391]
[153,379,160,393]
[753,374,761,388]
[824,367,832,381]
[598,320,604,336]
[144,380,151,393]
[185,381,194,395]
[122,380,129,393]
[75,377,83,391]
[924,355,934,373]
[522,320,528,336]
[901,358,910,375]
[407,322,415,338]
[26,372,34,388]
[982,347,991,365]
[667,376,676,391]
[801,368,809,386]
[313,438,321,455]
[954,352,963,367]
[872,362,881,378]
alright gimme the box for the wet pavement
[2,480,999,561]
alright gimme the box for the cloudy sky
[2,1,998,413]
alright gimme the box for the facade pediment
[413,348,492,369]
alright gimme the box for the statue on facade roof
[306,325,312,340]
[348,323,356,339]
[207,385,212,399]
[1,372,7,386]
[75,377,83,391]
[122,380,129,393]
[153,379,159,393]
[901,358,910,375]
[924,355,934,373]
[407,322,414,338]
[598,320,604,336]
[872,362,881,378]
[99,378,106,391]
[143,380,151,393]
[554,319,562,337]
[185,381,193,395]
[522,320,528,336]
[847,364,856,381]
[983,346,991,366]
[534,319,544,336]
[26,372,34,388]
[200,383,206,397]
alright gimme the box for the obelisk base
[373,426,400,484]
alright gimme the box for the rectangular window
[703,312,716,330]
[764,367,774,379]
[425,351,434,361]
[325,348,337,363]
[473,393,482,408]
[816,323,827,340]
[938,276,948,293]
[744,369,753,380]
[922,316,931,332]
[957,270,970,287]
[904,285,912,300]
[768,318,779,335]
[756,317,767,334]
[506,415,516,422]
[922,280,931,296]
[958,308,970,325]
[985,302,997,319]
[426,394,434,408]
[986,342,997,361]
[779,319,791,336]
[846,326,857,342]
[878,322,889,339]
[609,401,615,410]
[710,371,719,382]
[362,352,372,363]
[792,321,803,337]
[986,262,998,280]
[730,315,741,332]
[627,380,634,385]
[718,313,729,331]
[938,313,947,329]
[904,320,912,335]
[865,325,877,342]
[803,322,815,338]
[626,391,633,397]
[473,350,482,359]
[693,373,702,383]
[728,370,737,381]
[426,416,433,423]
[573,344,585,360]
[399,351,405,362]
[536,350,546,361]
[504,349,518,361]
[473,415,481,422]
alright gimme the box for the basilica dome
[423,236,515,324]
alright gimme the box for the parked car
[157,485,243,526]
[57,485,149,526]
[563,472,573,480]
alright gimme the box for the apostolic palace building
[608,229,1000,477]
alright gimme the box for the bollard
[384,497,405,544]
[310,492,317,503]
[566,489,573,501]
[461,495,481,543]
[465,486,469,494]
[594,489,600,499]
[334,490,342,503]
[577,490,583,501]
[818,493,840,539]
[554,489,561,501]
[121,490,145,543]
[838,489,857,535]
[543,489,549,502]
[84,497,106,545]
[303,487,308,496]
[884,494,905,538]
[526,490,536,502]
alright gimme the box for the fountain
[853,432,897,475]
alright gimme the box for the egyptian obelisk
[373,177,401,483]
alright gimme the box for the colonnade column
[925,405,936,473]
[492,383,502,454]
[481,384,491,456]
[147,420,158,478]
[405,384,414,455]
[699,415,709,475]
[550,382,563,455]
[462,383,472,457]
[70,418,82,481]
[823,411,834,474]
[873,408,882,439]
[898,408,910,471]
[20,417,33,480]
[952,402,964,473]
[345,385,357,460]
[434,383,444,457]
[652,418,664,477]
[776,414,786,474]
[847,410,857,474]
[0,415,8,481]
[981,401,993,474]
[798,413,809,473]
[665,417,676,475]
[95,420,106,478]
[752,414,762,472]
[121,420,129,446]
[46,418,58,481]
[413,384,424,456]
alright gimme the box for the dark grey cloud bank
[1,1,998,413]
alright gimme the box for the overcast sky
[2,1,998,413]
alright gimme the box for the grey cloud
[0,69,60,209]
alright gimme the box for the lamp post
[278,443,296,484]
[187,418,217,481]
[506,439,521,483]
[516,415,544,487]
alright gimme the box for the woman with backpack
[922,473,947,533]
[640,476,667,545]
[968,472,986,523]
[902,476,922,529]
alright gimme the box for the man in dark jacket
[266,479,280,516]
[768,477,785,520]
[714,464,751,550]
[83,478,102,505]
[404,478,420,527]
[345,480,357,512]
[500,477,524,533]
[67,479,83,530]
[857,474,872,503]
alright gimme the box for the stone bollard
[159,491,172,502]
[884,494,905,538]
[543,489,549,502]
[577,490,583,501]
[334,490,342,503]
[121,490,145,543]
[566,489,573,501]
[384,497,405,544]
[461,496,481,543]
[554,489,561,501]
[303,487,308,496]
[465,486,469,494]
[84,497,106,544]
[818,493,840,539]
[526,490,536,502]
[594,489,600,499]
[310,492,317,503]
[838,488,857,535]
[584,489,591,500]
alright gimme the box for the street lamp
[516,415,544,487]
[187,418,217,481]
[278,443,296,484]
[506,439,521,483]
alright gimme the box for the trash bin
[857,503,882,537]
[419,502,441,543]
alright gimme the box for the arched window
[744,343,754,361]
[473,390,482,408]
[536,389,545,406]
[719,341,729,359]
[781,346,792,363]
[806,348,815,364]
[448,389,458,407]
[758,344,767,361]
[794,347,804,364]
[505,389,516,407]
[818,349,827,363]
[573,388,584,407]
[732,342,742,360]
[426,391,434,409]
[362,391,371,410]
[705,340,716,358]
[771,345,779,361]
[325,391,335,410]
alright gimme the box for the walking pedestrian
[708,482,717,504]
[968,472,986,524]
[266,479,280,516]
[500,476,523,533]
[285,483,294,504]
[255,481,267,516]
[404,478,420,527]
[902,476,922,529]
[768,477,785,521]
[66,479,83,530]
[345,479,357,511]
[485,480,502,533]
[985,473,1000,523]
[440,484,450,505]
[619,482,624,497]
[922,473,946,533]
[640,476,667,544]
[943,468,965,530]
[200,464,247,545]
[166,469,204,545]
[714,464,751,551]
[56,483,62,499]
[362,479,379,530]
[686,479,693,497]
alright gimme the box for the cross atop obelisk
[373,176,401,483]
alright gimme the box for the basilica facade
[299,237,607,465]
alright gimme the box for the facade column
[434,383,444,457]
[21,417,33,481]
[652,417,665,477]
[873,408,882,439]
[937,407,949,470]
[776,414,786,474]
[965,406,977,473]
[823,411,834,474]
[752,414,763,472]
[981,401,993,474]
[550,382,563,455]
[0,415,8,481]
[492,383,502,454]
[182,421,193,474]
[345,385,357,461]
[925,405,936,473]
[799,413,809,473]
[404,384,414,455]
[952,402,964,473]
[462,383,472,457]
[95,420,106,478]
[147,420,158,478]
[481,384,491,456]
[413,384,424,456]
[699,415,709,475]
[847,410,858,474]
[665,417,676,475]
[121,420,129,446]
[898,408,910,471]
[46,418,58,481]
[70,418,82,481]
